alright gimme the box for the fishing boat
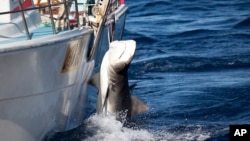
[0,0,127,140]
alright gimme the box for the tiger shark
[90,40,148,119]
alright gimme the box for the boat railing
[0,0,88,40]
[0,0,124,41]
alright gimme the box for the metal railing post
[63,0,71,30]
[48,0,56,34]
[18,0,31,40]
[74,0,79,28]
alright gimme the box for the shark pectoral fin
[130,95,149,117]
[88,72,100,90]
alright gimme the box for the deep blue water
[49,0,250,140]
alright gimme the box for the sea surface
[49,0,250,140]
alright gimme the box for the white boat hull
[0,28,94,140]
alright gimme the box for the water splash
[80,114,212,141]
[83,114,154,141]
[47,113,214,141]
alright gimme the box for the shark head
[108,40,136,73]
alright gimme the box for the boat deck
[0,24,61,45]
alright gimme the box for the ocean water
[49,0,250,140]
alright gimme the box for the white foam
[81,114,212,141]
[83,114,154,141]
[151,126,211,141]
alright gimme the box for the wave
[229,32,250,39]
[233,17,250,29]
[179,6,212,12]
[128,0,172,17]
[123,29,158,44]
[152,127,211,141]
[168,29,219,38]
[142,0,172,9]
[130,55,250,73]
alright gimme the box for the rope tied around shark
[90,40,149,121]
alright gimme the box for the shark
[90,40,148,119]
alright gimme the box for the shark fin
[88,72,100,90]
[130,95,149,117]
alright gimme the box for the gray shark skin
[91,40,148,119]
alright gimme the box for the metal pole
[18,0,31,40]
[89,0,111,60]
[48,0,56,34]
[74,0,79,28]
[63,0,70,30]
